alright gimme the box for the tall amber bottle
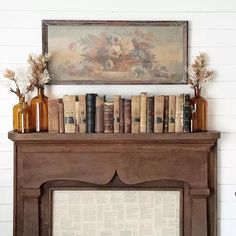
[191,88,208,132]
[13,97,24,131]
[17,98,32,133]
[30,87,48,132]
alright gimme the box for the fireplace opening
[52,190,181,236]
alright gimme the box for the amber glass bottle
[13,97,24,131]
[30,87,48,132]
[17,98,32,133]
[191,87,208,132]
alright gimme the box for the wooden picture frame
[42,20,188,85]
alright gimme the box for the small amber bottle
[30,87,48,132]
[191,87,208,132]
[17,98,32,133]
[13,97,24,131]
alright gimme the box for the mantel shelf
[8,130,220,143]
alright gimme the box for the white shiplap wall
[0,0,236,235]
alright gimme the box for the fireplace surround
[8,131,220,236]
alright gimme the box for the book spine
[119,98,124,133]
[113,95,121,133]
[63,95,76,133]
[154,96,164,133]
[183,94,191,133]
[58,99,64,133]
[163,96,169,133]
[95,96,104,133]
[48,99,59,133]
[124,99,131,133]
[168,96,176,133]
[104,102,114,133]
[146,96,154,133]
[86,94,97,133]
[140,92,147,133]
[131,95,140,133]
[78,95,86,134]
[175,95,184,133]
[75,101,80,133]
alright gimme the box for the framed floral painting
[42,20,188,84]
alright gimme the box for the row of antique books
[48,93,191,134]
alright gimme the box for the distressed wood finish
[8,131,220,236]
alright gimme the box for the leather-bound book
[58,99,64,133]
[168,96,176,133]
[124,99,131,133]
[104,101,114,133]
[63,95,76,133]
[78,95,86,133]
[140,92,147,133]
[146,96,154,133]
[183,94,191,133]
[119,98,124,133]
[131,95,140,133]
[95,96,104,133]
[175,95,184,133]
[154,96,164,133]
[86,94,97,133]
[48,99,59,133]
[75,101,80,133]
[113,95,121,133]
[163,96,169,133]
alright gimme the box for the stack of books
[48,93,192,134]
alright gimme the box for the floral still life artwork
[43,21,188,84]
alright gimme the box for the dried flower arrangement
[3,69,34,98]
[27,53,51,88]
[186,53,214,90]
[2,53,51,98]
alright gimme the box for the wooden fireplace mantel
[8,131,220,236]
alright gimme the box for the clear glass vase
[30,87,48,132]
[13,97,24,131]
[17,98,32,133]
[191,87,208,132]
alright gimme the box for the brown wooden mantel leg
[191,188,210,236]
[21,189,41,236]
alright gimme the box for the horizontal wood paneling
[0,0,235,12]
[219,133,236,150]
[1,82,236,100]
[0,45,235,65]
[0,28,41,46]
[218,150,236,167]
[0,222,13,236]
[218,219,236,236]
[0,99,18,117]
[1,28,236,47]
[1,113,234,133]
[0,0,236,234]
[218,185,236,202]
[218,167,236,184]
[208,116,236,132]
[0,134,12,152]
[0,45,40,64]
[0,205,13,221]
[1,11,236,31]
[208,99,236,115]
[0,152,13,169]
[0,170,13,186]
[218,202,236,219]
[1,64,236,82]
[0,187,13,204]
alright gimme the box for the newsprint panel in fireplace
[8,132,220,236]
